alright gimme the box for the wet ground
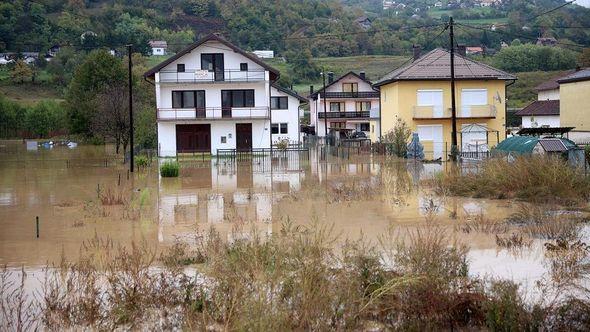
[0,140,588,295]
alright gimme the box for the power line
[492,0,577,28]
[456,23,587,50]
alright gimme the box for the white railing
[158,69,266,83]
[157,107,270,120]
[413,105,497,119]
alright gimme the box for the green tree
[65,49,127,135]
[10,60,33,83]
[382,118,412,158]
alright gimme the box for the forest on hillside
[1,0,589,58]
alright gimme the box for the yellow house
[557,68,590,142]
[374,48,516,159]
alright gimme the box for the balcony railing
[158,69,266,83]
[413,106,451,119]
[321,91,380,99]
[157,107,270,120]
[459,105,497,118]
[413,105,497,119]
[318,111,370,119]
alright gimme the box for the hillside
[1,0,589,58]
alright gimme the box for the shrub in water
[160,161,179,177]
[135,155,150,169]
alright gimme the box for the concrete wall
[521,115,560,128]
[560,79,590,132]
[270,86,302,145]
[537,88,559,101]
[158,120,270,156]
[379,80,507,150]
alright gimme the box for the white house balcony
[318,111,370,119]
[322,91,380,99]
[157,107,270,121]
[412,105,496,119]
[158,69,266,84]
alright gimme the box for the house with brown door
[144,34,306,156]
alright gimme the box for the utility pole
[449,17,458,161]
[321,69,328,143]
[127,44,134,173]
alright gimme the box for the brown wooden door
[176,124,211,153]
[236,123,252,151]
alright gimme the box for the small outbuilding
[495,136,577,156]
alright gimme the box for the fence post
[36,216,39,238]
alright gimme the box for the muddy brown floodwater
[0,140,588,297]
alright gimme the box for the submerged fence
[216,147,310,162]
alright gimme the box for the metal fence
[216,147,310,162]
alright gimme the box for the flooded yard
[1,140,589,329]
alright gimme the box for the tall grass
[2,223,590,330]
[435,156,590,205]
[160,160,179,177]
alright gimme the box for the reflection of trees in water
[381,160,414,207]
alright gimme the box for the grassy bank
[434,156,590,206]
[2,221,589,330]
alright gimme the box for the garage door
[176,124,211,153]
[417,125,443,160]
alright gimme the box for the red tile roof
[515,100,560,116]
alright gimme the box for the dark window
[221,136,227,143]
[360,123,370,131]
[177,64,185,72]
[271,97,288,110]
[280,123,288,134]
[240,63,248,71]
[271,123,279,134]
[330,102,342,112]
[221,90,255,107]
[172,90,205,108]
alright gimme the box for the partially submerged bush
[508,204,584,241]
[435,156,590,205]
[160,160,179,177]
[134,155,150,169]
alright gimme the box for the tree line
[0,50,156,154]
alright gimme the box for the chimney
[359,71,366,80]
[327,72,334,84]
[310,85,314,96]
[412,44,421,61]
[457,44,466,56]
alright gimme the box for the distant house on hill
[466,46,484,55]
[253,50,274,59]
[536,37,558,47]
[355,16,372,30]
[149,40,168,56]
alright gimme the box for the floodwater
[0,140,588,296]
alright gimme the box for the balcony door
[417,90,443,118]
[461,89,487,117]
[201,53,224,81]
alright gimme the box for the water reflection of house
[157,157,306,243]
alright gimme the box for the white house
[309,71,380,141]
[515,71,570,128]
[149,40,168,56]
[253,50,274,59]
[271,84,307,145]
[144,34,305,157]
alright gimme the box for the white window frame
[417,89,443,117]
